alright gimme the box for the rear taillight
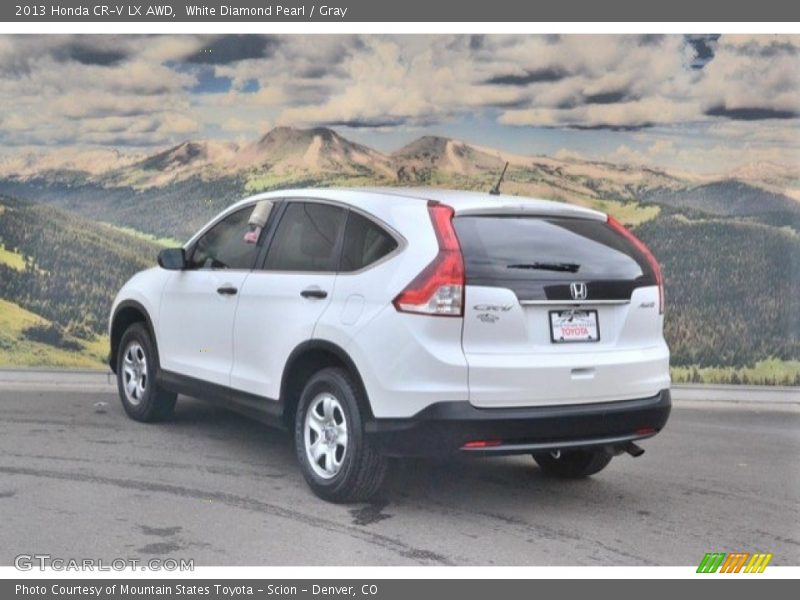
[607,215,664,314]
[392,201,464,317]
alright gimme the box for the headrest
[248,200,273,227]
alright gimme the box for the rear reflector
[393,201,465,317]
[606,215,664,314]
[462,440,503,449]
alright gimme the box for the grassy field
[244,170,389,194]
[102,223,183,248]
[0,243,26,271]
[0,298,107,368]
[671,359,800,386]
[590,198,661,225]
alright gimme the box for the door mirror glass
[158,247,187,270]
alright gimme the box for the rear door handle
[300,287,328,299]
[217,285,238,296]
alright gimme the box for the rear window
[453,215,655,301]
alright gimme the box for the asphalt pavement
[0,372,798,566]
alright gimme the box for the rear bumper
[364,388,671,457]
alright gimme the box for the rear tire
[116,323,176,422]
[294,367,388,503]
[533,449,612,478]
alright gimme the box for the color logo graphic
[697,552,773,573]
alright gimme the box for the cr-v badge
[473,304,513,312]
[474,304,512,323]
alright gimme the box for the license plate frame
[549,309,600,343]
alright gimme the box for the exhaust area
[625,442,645,457]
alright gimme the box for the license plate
[549,310,599,343]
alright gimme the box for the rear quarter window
[339,211,398,272]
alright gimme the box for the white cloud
[696,35,800,115]
[0,33,796,176]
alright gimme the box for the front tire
[294,367,387,503]
[116,323,176,422]
[533,449,613,478]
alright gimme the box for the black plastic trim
[280,339,374,421]
[156,369,285,429]
[364,389,671,457]
[542,277,653,302]
[254,199,288,270]
[460,432,656,456]
[108,300,157,374]
[466,277,653,302]
[151,341,368,431]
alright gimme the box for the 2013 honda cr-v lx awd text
[109,188,671,502]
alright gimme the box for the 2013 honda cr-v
[109,188,671,502]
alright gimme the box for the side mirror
[157,247,187,270]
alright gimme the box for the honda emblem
[570,282,588,301]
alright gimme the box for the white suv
[109,188,671,502]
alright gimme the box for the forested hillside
[0,195,161,338]
[643,181,800,231]
[0,177,244,242]
[635,215,799,367]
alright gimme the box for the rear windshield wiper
[507,262,580,273]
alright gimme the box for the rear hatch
[454,212,669,408]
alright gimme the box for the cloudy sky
[0,34,797,174]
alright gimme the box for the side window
[264,202,347,272]
[340,212,399,272]
[187,207,260,270]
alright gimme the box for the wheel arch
[280,340,373,428]
[109,300,158,374]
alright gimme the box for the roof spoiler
[454,204,606,221]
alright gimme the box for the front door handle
[300,287,328,299]
[217,285,238,296]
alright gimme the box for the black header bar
[3,0,800,22]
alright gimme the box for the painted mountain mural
[0,127,798,384]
